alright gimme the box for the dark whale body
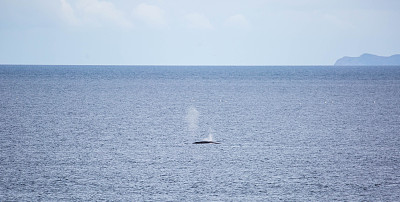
[193,141,220,144]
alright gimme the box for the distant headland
[334,53,400,66]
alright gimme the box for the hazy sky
[1,0,399,65]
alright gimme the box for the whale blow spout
[193,141,220,144]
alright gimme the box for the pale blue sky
[1,0,399,65]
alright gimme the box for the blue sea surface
[1,65,400,201]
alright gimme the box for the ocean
[1,65,400,201]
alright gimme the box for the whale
[193,141,220,144]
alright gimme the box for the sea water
[1,65,400,201]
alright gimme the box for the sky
[0,0,399,65]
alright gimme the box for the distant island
[334,53,400,66]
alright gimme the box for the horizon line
[0,63,335,67]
